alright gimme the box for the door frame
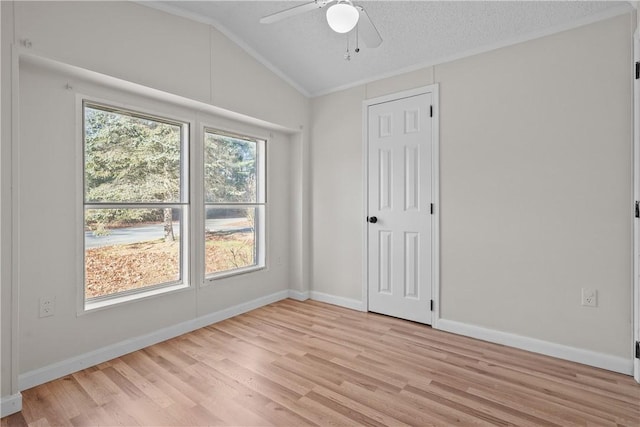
[633,28,639,383]
[361,84,440,326]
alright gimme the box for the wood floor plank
[425,380,558,427]
[339,380,470,426]
[309,385,412,427]
[20,385,73,427]
[0,411,27,427]
[205,396,274,426]
[110,360,175,409]
[71,369,117,407]
[122,350,208,408]
[474,360,638,421]
[3,299,639,426]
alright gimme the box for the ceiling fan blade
[356,6,382,48]
[260,1,331,24]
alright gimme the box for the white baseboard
[309,291,365,312]
[437,319,633,375]
[1,393,22,418]
[287,289,310,301]
[19,290,290,391]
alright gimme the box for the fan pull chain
[355,23,360,54]
[344,33,351,61]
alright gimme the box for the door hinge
[430,203,434,214]
[430,300,434,311]
[635,201,639,218]
[636,62,639,80]
[430,105,433,117]
[636,341,640,359]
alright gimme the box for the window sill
[83,282,190,314]
[203,265,266,285]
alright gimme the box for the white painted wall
[1,0,310,411]
[16,52,293,374]
[438,13,633,359]
[289,130,312,297]
[209,26,310,131]
[11,1,308,131]
[311,85,366,301]
[309,67,437,305]
[364,67,435,100]
[1,0,14,405]
[311,13,634,362]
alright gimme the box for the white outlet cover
[581,288,597,307]
[39,296,55,318]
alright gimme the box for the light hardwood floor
[2,299,639,426]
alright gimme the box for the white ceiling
[145,1,633,97]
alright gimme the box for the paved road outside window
[85,218,249,249]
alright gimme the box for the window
[83,102,189,303]
[82,100,267,308]
[204,129,266,278]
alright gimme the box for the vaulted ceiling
[144,1,633,97]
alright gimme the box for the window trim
[85,282,191,312]
[81,99,191,310]
[202,127,268,283]
[76,91,274,313]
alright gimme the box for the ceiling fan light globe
[326,3,359,33]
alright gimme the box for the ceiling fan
[260,0,383,49]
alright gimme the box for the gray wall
[16,61,290,373]
[1,0,310,403]
[311,13,634,360]
[1,1,14,401]
[437,14,633,357]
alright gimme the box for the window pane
[84,105,182,203]
[204,132,257,203]
[85,208,181,299]
[205,207,257,276]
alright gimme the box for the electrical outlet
[581,288,597,307]
[39,297,55,318]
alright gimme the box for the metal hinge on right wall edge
[430,300,434,311]
[635,62,639,80]
[636,341,640,359]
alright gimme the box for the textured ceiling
[146,1,632,96]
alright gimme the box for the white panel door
[367,93,433,324]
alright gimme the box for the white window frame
[80,99,191,312]
[202,127,267,282]
[76,92,273,312]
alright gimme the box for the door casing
[633,28,639,384]
[362,85,440,326]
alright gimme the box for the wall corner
[0,392,22,418]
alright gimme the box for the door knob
[367,216,378,224]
